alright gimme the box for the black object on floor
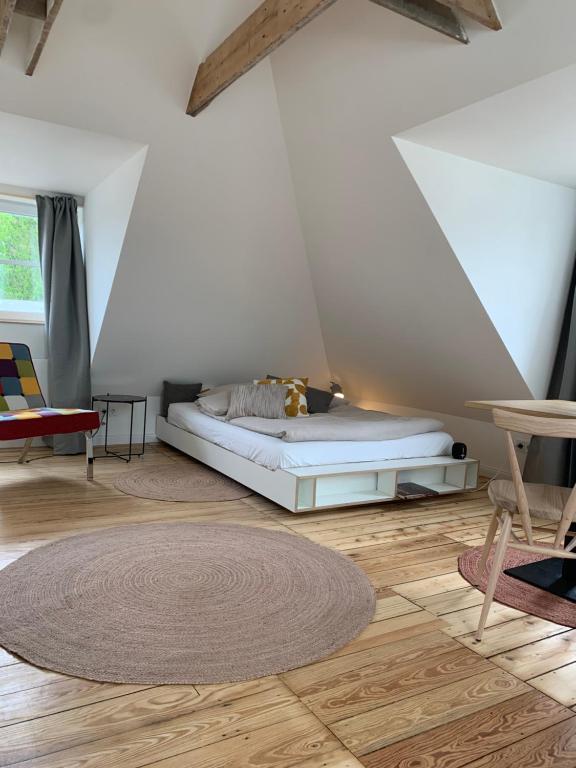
[505,557,576,603]
[505,521,576,603]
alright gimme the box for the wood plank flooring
[0,444,575,767]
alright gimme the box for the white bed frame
[156,416,479,513]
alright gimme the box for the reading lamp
[330,381,345,399]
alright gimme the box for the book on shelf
[396,482,440,500]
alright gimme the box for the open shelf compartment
[294,457,479,511]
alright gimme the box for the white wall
[84,147,147,359]
[359,399,510,476]
[395,140,576,398]
[0,0,330,433]
[270,0,576,467]
[3,0,576,463]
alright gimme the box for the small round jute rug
[0,523,375,684]
[114,464,253,502]
[459,547,576,628]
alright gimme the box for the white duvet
[167,402,454,471]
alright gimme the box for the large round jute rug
[0,523,375,684]
[459,547,576,628]
[114,463,253,502]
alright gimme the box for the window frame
[0,195,44,325]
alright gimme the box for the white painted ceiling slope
[0,109,143,195]
[271,0,576,418]
[395,139,576,399]
[0,0,330,394]
[0,0,576,424]
[399,63,576,189]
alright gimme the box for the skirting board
[156,416,479,513]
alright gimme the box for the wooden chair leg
[17,437,33,464]
[475,510,513,642]
[85,432,94,481]
[474,508,500,585]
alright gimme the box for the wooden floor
[1,444,576,767]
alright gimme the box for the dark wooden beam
[187,0,339,117]
[438,0,501,30]
[25,0,63,75]
[369,0,469,43]
[15,0,46,20]
[0,0,17,55]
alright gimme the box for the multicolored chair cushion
[0,343,99,440]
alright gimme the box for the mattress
[167,403,454,471]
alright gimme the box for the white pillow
[196,390,232,416]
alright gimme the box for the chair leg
[85,432,94,481]
[474,508,500,586]
[17,437,33,464]
[475,510,513,642]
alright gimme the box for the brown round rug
[114,464,253,502]
[0,523,375,684]
[459,546,576,627]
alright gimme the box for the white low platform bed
[156,403,479,513]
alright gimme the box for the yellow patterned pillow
[254,378,309,417]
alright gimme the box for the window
[0,197,44,323]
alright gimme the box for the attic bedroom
[1,0,576,765]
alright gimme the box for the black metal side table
[91,394,147,462]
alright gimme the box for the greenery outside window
[0,197,44,323]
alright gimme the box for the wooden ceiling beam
[25,0,63,75]
[0,0,17,55]
[369,0,468,43]
[15,0,46,21]
[187,0,339,117]
[437,0,501,30]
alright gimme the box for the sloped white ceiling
[84,148,148,359]
[1,0,576,430]
[271,0,576,418]
[398,63,576,189]
[395,139,576,398]
[0,0,330,395]
[0,109,143,195]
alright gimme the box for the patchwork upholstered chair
[474,408,576,640]
[0,343,99,478]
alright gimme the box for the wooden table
[466,399,576,602]
[466,399,576,419]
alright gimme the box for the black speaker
[452,442,467,460]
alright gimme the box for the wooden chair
[0,342,99,479]
[474,407,576,640]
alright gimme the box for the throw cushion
[266,375,333,414]
[226,384,288,420]
[256,377,309,417]
[161,381,202,417]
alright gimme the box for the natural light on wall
[0,196,44,323]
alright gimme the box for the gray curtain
[37,195,91,454]
[523,257,576,487]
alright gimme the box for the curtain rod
[0,191,85,205]
[0,191,36,202]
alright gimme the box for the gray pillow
[226,384,287,420]
[266,375,333,414]
[161,381,202,417]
